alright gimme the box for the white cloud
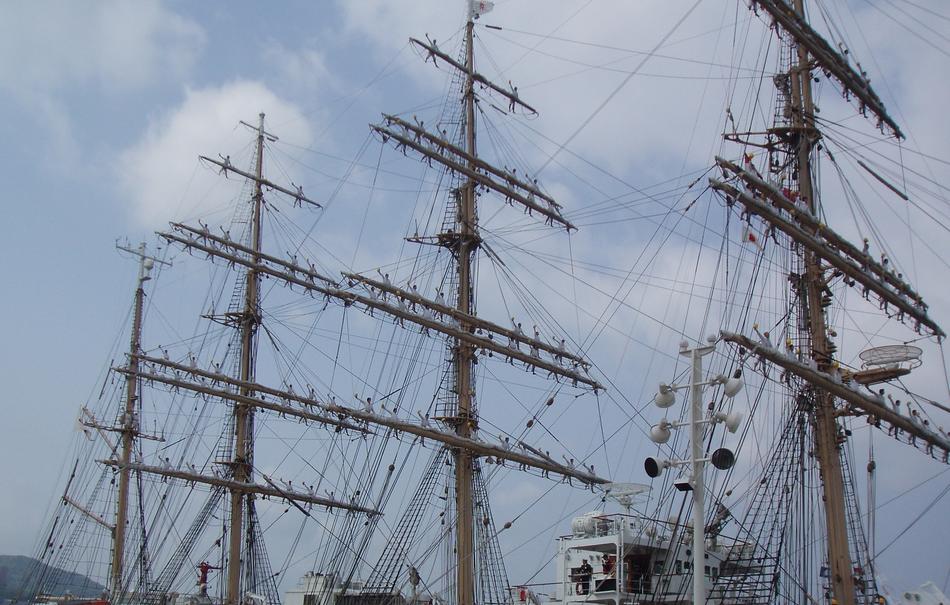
[117,81,314,227]
[338,0,466,60]
[263,40,336,97]
[28,94,81,166]
[0,0,204,94]
[0,0,204,165]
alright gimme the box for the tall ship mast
[359,6,603,603]
[21,3,605,603]
[710,0,950,605]
[16,3,950,605]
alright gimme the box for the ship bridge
[546,511,748,605]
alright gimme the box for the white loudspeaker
[655,384,675,408]
[723,376,743,397]
[649,420,672,444]
[644,457,670,478]
[723,411,743,433]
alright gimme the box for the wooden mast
[226,112,266,605]
[366,14,596,603]
[110,243,150,600]
[788,1,857,602]
[454,18,478,605]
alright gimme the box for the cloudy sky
[1,0,948,599]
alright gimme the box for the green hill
[0,555,106,602]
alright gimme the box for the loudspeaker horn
[644,456,670,478]
[711,447,736,470]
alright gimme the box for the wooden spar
[158,229,602,389]
[720,331,950,457]
[749,0,903,138]
[98,460,381,515]
[169,228,589,364]
[856,159,910,201]
[409,37,538,115]
[381,114,561,209]
[716,156,928,306]
[63,495,115,532]
[342,272,589,367]
[708,178,943,337]
[372,124,575,230]
[79,407,118,453]
[123,357,608,486]
[79,411,163,443]
[517,440,557,463]
[316,407,607,487]
[112,366,369,434]
[199,155,322,208]
[172,222,338,286]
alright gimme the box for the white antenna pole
[685,342,713,605]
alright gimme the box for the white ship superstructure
[552,510,729,605]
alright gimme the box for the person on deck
[577,559,593,595]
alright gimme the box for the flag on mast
[471,0,494,18]
[741,224,763,250]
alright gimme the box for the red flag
[741,225,763,249]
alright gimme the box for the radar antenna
[604,482,650,514]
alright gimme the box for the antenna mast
[226,112,266,605]
[787,2,856,603]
